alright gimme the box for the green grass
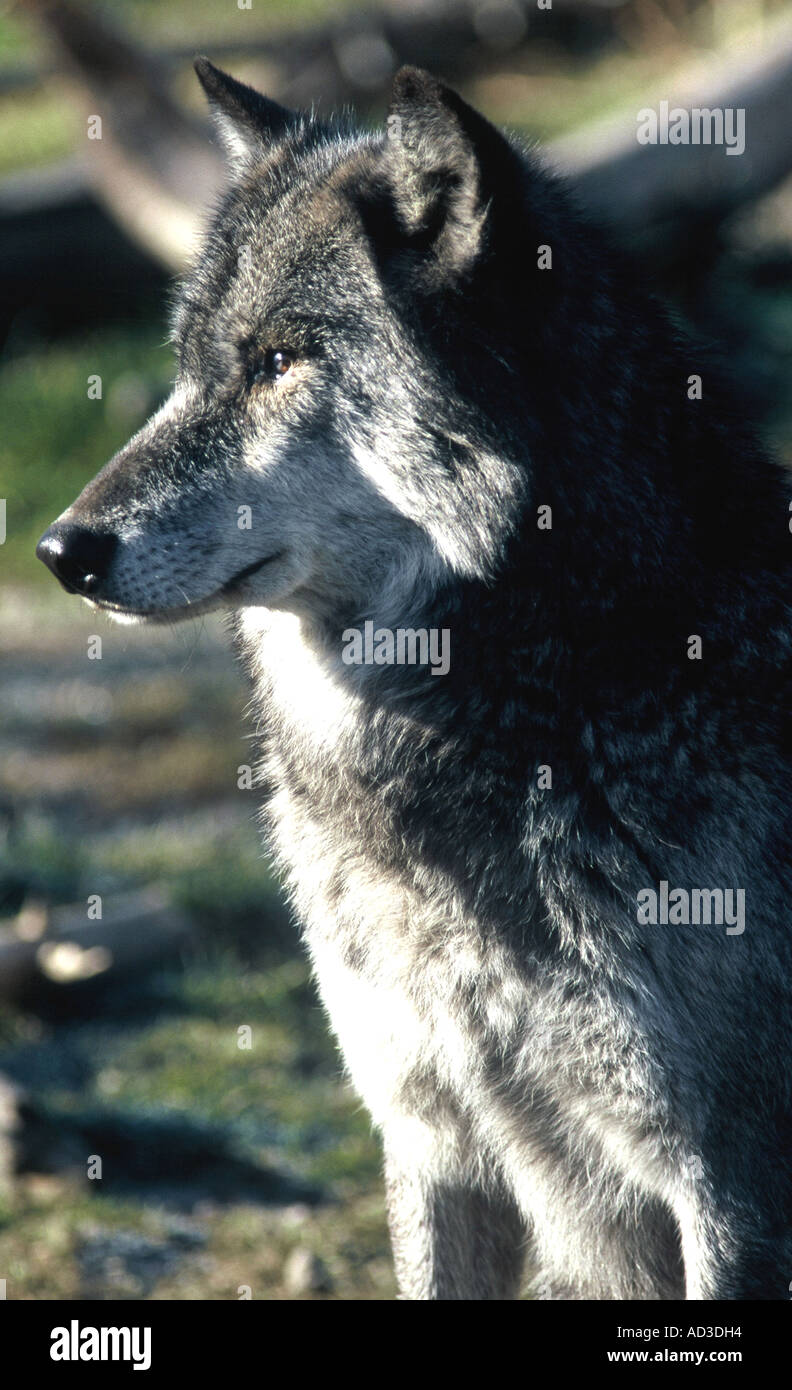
[111,0,371,42]
[0,0,371,72]
[0,88,78,174]
[0,325,173,584]
[0,946,392,1300]
[0,1177,394,1300]
[0,0,373,173]
[0,642,397,1300]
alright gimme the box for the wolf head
[35,62,557,628]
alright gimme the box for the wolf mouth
[220,550,284,592]
[87,550,285,620]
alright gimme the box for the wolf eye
[249,348,294,386]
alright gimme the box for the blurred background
[1,0,791,1300]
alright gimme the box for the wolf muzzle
[36,524,118,597]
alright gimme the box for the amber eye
[249,348,294,386]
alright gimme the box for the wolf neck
[234,533,558,759]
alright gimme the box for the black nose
[36,525,118,596]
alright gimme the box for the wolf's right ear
[194,58,299,171]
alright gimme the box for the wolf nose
[36,525,118,596]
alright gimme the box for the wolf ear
[378,67,520,278]
[194,57,299,170]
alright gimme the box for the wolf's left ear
[195,57,299,170]
[378,67,521,278]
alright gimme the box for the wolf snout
[36,524,118,597]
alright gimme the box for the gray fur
[36,63,792,1300]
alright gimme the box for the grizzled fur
[38,61,792,1299]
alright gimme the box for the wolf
[37,60,792,1300]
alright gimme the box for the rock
[283,1245,331,1295]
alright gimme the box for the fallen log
[19,0,223,268]
[0,888,193,1002]
[551,18,792,265]
[7,1,792,279]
